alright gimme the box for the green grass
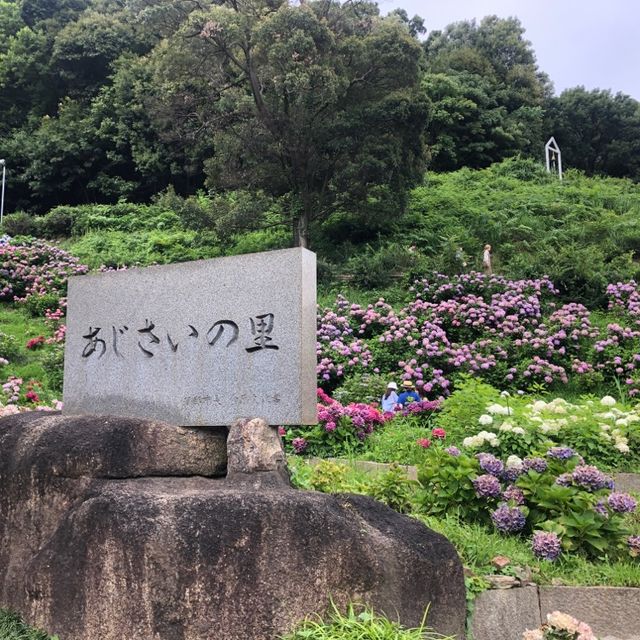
[0,304,62,403]
[0,610,58,640]
[417,514,640,588]
[280,602,453,640]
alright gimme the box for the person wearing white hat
[380,381,399,412]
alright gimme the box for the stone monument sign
[62,248,317,425]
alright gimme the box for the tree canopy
[0,0,639,243]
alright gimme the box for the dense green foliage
[0,609,57,640]
[1,0,639,247]
[280,602,452,640]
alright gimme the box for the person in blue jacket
[398,380,421,406]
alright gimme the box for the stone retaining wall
[471,586,640,640]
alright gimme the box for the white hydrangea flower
[615,418,629,427]
[601,433,612,441]
[600,395,616,407]
[500,390,511,398]
[531,400,547,412]
[599,423,610,431]
[462,436,475,448]
[489,438,500,447]
[486,403,508,415]
[512,427,526,436]
[615,442,630,454]
[506,455,524,469]
[499,423,514,432]
[626,414,640,423]
[478,414,494,426]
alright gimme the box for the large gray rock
[0,412,466,640]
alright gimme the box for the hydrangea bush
[317,273,640,400]
[0,239,88,312]
[417,444,637,560]
[283,389,441,458]
[452,390,640,470]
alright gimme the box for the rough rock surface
[0,412,466,640]
[226,417,290,487]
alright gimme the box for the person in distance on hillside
[482,244,492,275]
[398,380,421,407]
[380,382,399,413]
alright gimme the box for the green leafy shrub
[368,464,418,514]
[1,212,39,236]
[417,446,637,560]
[20,293,63,318]
[39,207,75,238]
[0,609,58,640]
[42,344,64,393]
[281,602,452,640]
[0,332,20,361]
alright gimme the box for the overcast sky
[379,0,640,100]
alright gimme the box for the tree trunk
[292,206,310,249]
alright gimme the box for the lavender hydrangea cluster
[317,274,640,401]
[502,485,525,505]
[546,447,575,461]
[531,531,562,561]
[472,474,502,499]
[571,465,614,492]
[523,457,548,473]
[607,492,637,514]
[628,536,640,556]
[491,504,526,533]
[555,473,573,487]
[476,452,504,477]
[445,445,461,456]
[594,500,609,518]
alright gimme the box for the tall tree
[545,87,640,181]
[423,16,550,170]
[148,0,430,247]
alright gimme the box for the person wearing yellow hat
[380,381,399,413]
[398,380,421,407]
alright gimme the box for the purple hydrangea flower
[607,492,637,513]
[555,473,573,487]
[491,504,526,533]
[546,447,575,460]
[531,531,562,561]
[628,536,640,556]
[502,466,524,482]
[477,452,504,477]
[523,457,548,473]
[292,437,308,454]
[572,465,613,492]
[502,485,525,505]
[472,474,502,499]
[445,446,461,457]
[594,500,608,518]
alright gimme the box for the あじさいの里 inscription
[62,249,316,426]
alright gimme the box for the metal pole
[0,160,5,226]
